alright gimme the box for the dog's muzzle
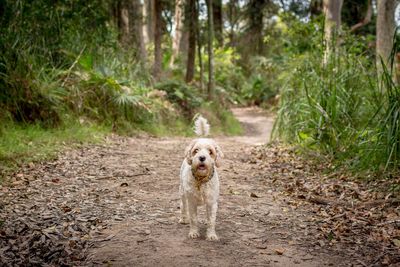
[192,164,215,189]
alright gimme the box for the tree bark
[196,0,204,90]
[323,0,343,65]
[117,0,131,46]
[212,0,223,46]
[186,0,196,83]
[170,0,185,67]
[152,0,163,80]
[206,0,215,100]
[376,0,397,72]
[143,0,155,44]
[246,0,267,55]
[130,0,147,62]
[227,0,239,47]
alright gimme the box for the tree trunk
[143,0,155,44]
[227,0,239,47]
[118,0,131,46]
[212,0,223,46]
[323,0,343,65]
[152,0,163,80]
[246,0,266,55]
[376,0,396,72]
[170,0,185,67]
[179,30,189,63]
[130,0,147,62]
[186,0,196,83]
[206,0,215,100]
[196,0,204,90]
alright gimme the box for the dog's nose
[199,156,206,162]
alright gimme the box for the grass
[0,121,110,180]
[273,36,400,177]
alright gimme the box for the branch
[350,0,372,32]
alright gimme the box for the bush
[273,33,400,176]
[155,80,203,118]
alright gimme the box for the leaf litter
[0,108,399,266]
[250,142,400,266]
[0,137,151,266]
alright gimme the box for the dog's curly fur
[179,116,223,241]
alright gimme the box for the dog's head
[185,138,224,178]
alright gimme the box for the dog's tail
[194,115,210,136]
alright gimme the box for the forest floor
[0,107,399,266]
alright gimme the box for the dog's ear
[215,144,224,167]
[185,140,196,165]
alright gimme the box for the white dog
[179,116,223,241]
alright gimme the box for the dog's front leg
[188,201,200,238]
[206,202,218,241]
[179,194,189,224]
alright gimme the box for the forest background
[0,0,399,183]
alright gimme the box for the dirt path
[84,107,344,266]
[0,107,361,266]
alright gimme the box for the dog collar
[192,166,215,189]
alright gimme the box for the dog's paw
[206,232,219,241]
[188,229,200,239]
[179,217,189,224]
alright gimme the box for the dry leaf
[274,248,285,255]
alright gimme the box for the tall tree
[206,0,215,99]
[153,0,163,79]
[376,0,397,73]
[213,0,223,46]
[186,0,197,83]
[143,0,155,44]
[170,0,185,67]
[226,0,240,47]
[115,0,131,46]
[323,0,343,65]
[196,0,204,90]
[245,0,268,55]
[130,0,147,62]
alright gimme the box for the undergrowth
[0,120,109,180]
[274,30,400,178]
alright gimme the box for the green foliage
[359,49,400,173]
[63,49,153,126]
[0,120,110,178]
[0,0,117,126]
[155,80,203,117]
[240,56,279,105]
[274,32,400,176]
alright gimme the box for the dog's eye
[209,149,213,155]
[193,148,199,154]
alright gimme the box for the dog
[179,116,223,241]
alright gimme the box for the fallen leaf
[62,206,72,213]
[229,189,240,195]
[250,192,260,198]
[392,239,400,247]
[274,248,285,255]
[255,244,268,249]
